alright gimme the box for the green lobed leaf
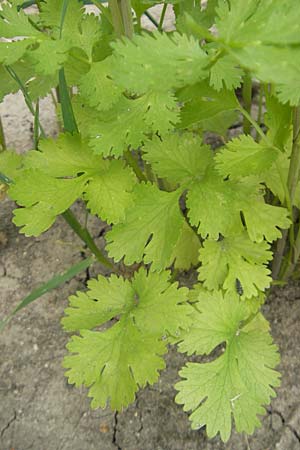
[106,183,185,270]
[110,31,209,94]
[215,135,279,179]
[198,232,272,298]
[187,166,290,242]
[175,291,281,441]
[76,93,179,157]
[143,132,213,186]
[0,2,40,38]
[177,81,238,130]
[62,269,191,409]
[8,134,136,235]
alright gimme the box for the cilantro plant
[1,0,300,443]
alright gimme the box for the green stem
[108,0,134,37]
[158,3,167,32]
[62,209,114,270]
[33,99,40,150]
[0,116,6,151]
[120,0,133,38]
[255,83,264,141]
[124,150,147,182]
[242,72,252,135]
[108,0,124,36]
[5,65,46,138]
[288,107,300,204]
[279,106,300,280]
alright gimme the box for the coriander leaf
[198,232,272,298]
[106,183,184,270]
[62,269,191,409]
[84,93,179,157]
[177,81,238,130]
[64,320,166,410]
[28,39,71,76]
[143,133,212,186]
[25,134,136,224]
[74,13,102,60]
[0,150,23,179]
[215,135,279,179]
[84,159,136,224]
[0,2,40,38]
[243,198,291,243]
[9,169,85,236]
[39,0,83,40]
[175,292,280,441]
[0,39,35,65]
[171,221,201,270]
[63,269,191,335]
[110,32,209,94]
[210,54,243,91]
[79,58,123,112]
[187,166,290,241]
[187,167,244,239]
[265,94,293,151]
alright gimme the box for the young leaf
[171,221,201,270]
[0,150,23,179]
[79,93,179,157]
[215,135,279,179]
[210,54,243,91]
[143,133,213,186]
[187,167,290,241]
[0,2,40,38]
[198,232,272,298]
[62,269,191,409]
[64,320,166,410]
[79,58,122,111]
[106,183,184,270]
[9,169,85,236]
[110,32,209,94]
[8,134,136,236]
[177,81,238,130]
[175,291,281,442]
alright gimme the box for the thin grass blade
[0,256,94,331]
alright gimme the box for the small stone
[99,422,109,433]
[33,343,39,352]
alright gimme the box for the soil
[1,7,300,450]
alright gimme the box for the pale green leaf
[0,150,23,179]
[85,93,179,157]
[198,232,272,298]
[210,54,243,91]
[143,133,212,186]
[25,134,136,224]
[79,58,122,111]
[63,269,191,409]
[177,81,238,129]
[175,291,280,441]
[106,183,184,270]
[171,221,201,270]
[110,32,209,94]
[215,135,279,179]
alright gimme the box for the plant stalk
[124,150,147,182]
[0,116,6,151]
[108,0,133,38]
[279,106,300,280]
[62,209,114,270]
[158,3,168,32]
[242,72,252,135]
